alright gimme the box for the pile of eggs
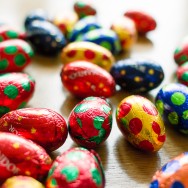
[0,0,187,187]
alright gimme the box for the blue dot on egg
[161,160,180,174]
[171,181,184,188]
[150,180,159,188]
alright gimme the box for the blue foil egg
[110,58,164,92]
[26,20,66,56]
[78,28,121,55]
[68,16,101,42]
[150,152,188,188]
[24,9,49,29]
[156,83,188,134]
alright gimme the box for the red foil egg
[74,1,97,19]
[61,61,116,98]
[0,25,25,42]
[0,132,52,183]
[1,176,45,188]
[176,61,188,86]
[68,96,112,148]
[46,147,105,188]
[0,72,35,116]
[0,39,34,73]
[124,10,157,35]
[0,108,68,151]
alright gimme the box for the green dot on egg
[0,59,9,70]
[182,72,188,81]
[171,92,186,105]
[4,85,19,99]
[100,41,112,51]
[4,46,18,54]
[14,54,26,67]
[6,30,18,38]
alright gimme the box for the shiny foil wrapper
[156,83,188,134]
[111,17,137,51]
[74,1,97,19]
[0,39,34,73]
[68,96,112,148]
[0,108,68,151]
[0,72,35,117]
[110,58,164,93]
[61,41,115,71]
[46,147,105,188]
[150,152,188,188]
[61,61,116,98]
[116,95,166,152]
[1,176,45,188]
[0,132,52,183]
[124,10,157,35]
[176,62,188,86]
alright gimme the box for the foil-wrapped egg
[46,147,105,188]
[116,95,166,152]
[0,72,35,117]
[68,16,101,42]
[0,39,34,73]
[0,108,68,151]
[78,28,121,55]
[1,176,45,188]
[110,58,164,93]
[68,96,112,148]
[176,61,188,86]
[61,41,115,71]
[150,152,188,188]
[26,20,66,56]
[124,10,157,35]
[61,61,116,98]
[74,1,97,19]
[156,83,188,134]
[0,132,52,183]
[111,17,137,51]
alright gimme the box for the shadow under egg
[114,136,160,184]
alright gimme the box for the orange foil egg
[61,61,116,98]
[116,95,166,152]
[0,108,68,151]
[111,17,137,51]
[61,41,115,71]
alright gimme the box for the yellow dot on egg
[25,171,31,176]
[149,82,154,87]
[61,127,64,132]
[86,82,91,86]
[17,116,22,121]
[103,88,108,92]
[99,83,104,88]
[13,142,20,149]
[3,121,8,127]
[73,86,78,90]
[120,70,126,75]
[31,128,37,134]
[26,156,31,161]
[63,75,68,80]
[148,69,154,75]
[52,42,57,47]
[134,76,141,82]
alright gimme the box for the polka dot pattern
[116,95,165,152]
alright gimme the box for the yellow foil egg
[61,41,115,71]
[53,12,78,36]
[116,95,166,152]
[111,17,137,51]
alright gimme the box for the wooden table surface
[1,0,188,187]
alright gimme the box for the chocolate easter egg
[0,132,52,183]
[68,96,112,148]
[78,29,121,55]
[116,95,166,152]
[61,61,116,98]
[61,41,115,71]
[0,39,34,73]
[110,58,164,93]
[156,83,188,134]
[26,20,66,56]
[46,147,105,188]
[0,108,68,151]
[0,72,35,116]
[150,152,188,188]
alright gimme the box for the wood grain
[0,0,188,187]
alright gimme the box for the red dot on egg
[138,140,154,152]
[129,118,142,135]
[158,134,166,142]
[142,103,158,116]
[67,50,77,58]
[152,121,161,135]
[84,50,95,60]
[118,102,132,118]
